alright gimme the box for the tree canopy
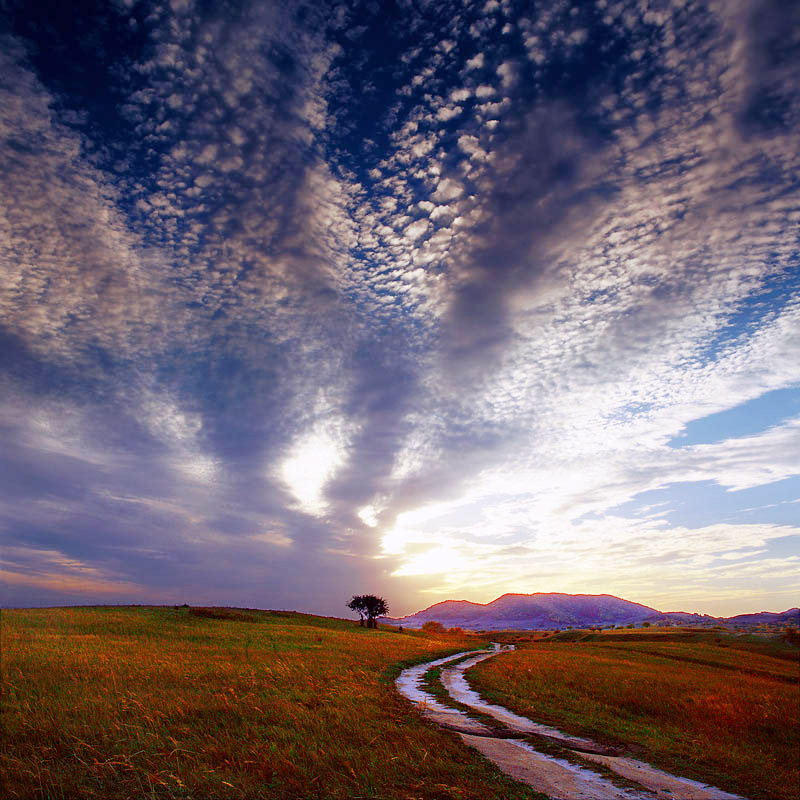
[347,595,389,628]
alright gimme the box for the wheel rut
[396,645,746,800]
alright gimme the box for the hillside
[382,592,659,630]
[1,606,541,800]
[381,593,800,631]
[724,608,800,626]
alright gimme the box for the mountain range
[380,593,800,631]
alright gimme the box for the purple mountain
[382,592,659,630]
[380,592,800,630]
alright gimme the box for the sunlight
[390,545,468,577]
[280,425,347,516]
[381,498,467,555]
[357,504,379,527]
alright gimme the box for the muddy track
[396,645,746,800]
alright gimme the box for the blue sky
[1,0,798,617]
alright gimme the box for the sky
[1,0,798,618]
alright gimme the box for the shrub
[421,620,446,634]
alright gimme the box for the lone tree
[347,595,367,626]
[347,594,389,628]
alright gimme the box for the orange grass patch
[468,633,799,800]
[0,607,545,799]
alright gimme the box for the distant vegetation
[415,621,467,637]
[1,606,542,799]
[421,620,446,634]
[469,628,800,800]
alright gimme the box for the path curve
[396,645,745,800]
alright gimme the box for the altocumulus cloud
[1,0,798,616]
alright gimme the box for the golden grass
[0,606,545,799]
[468,631,800,800]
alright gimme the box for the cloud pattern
[1,0,798,615]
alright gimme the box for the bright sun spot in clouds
[381,500,466,555]
[357,505,379,527]
[280,425,347,516]
[391,546,468,576]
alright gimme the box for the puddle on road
[394,650,478,712]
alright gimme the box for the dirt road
[396,645,745,800]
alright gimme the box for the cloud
[279,409,356,517]
[1,0,797,617]
[431,177,464,202]
[436,105,462,121]
[0,40,160,365]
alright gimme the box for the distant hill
[722,608,800,627]
[380,592,800,631]
[381,592,658,630]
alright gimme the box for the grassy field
[0,606,545,800]
[468,629,800,800]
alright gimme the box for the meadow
[0,606,544,800]
[468,628,800,800]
